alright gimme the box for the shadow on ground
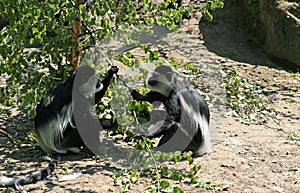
[199,1,299,72]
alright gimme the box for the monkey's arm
[117,76,166,103]
[141,120,168,138]
[131,90,166,103]
[94,66,118,103]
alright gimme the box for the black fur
[34,65,118,154]
[0,66,118,191]
[131,65,211,155]
[0,158,57,191]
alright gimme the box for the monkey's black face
[147,70,173,97]
[148,73,159,86]
[79,74,102,97]
[35,65,119,154]
[149,65,173,85]
[130,64,211,156]
[75,66,103,98]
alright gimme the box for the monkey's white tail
[0,156,58,192]
[0,176,17,186]
[197,115,211,156]
[0,176,27,193]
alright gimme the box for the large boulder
[258,0,300,67]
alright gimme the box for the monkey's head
[147,65,174,97]
[74,65,103,98]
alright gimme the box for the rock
[258,0,300,68]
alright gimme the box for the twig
[117,76,133,92]
[98,48,113,66]
[0,128,16,145]
[132,111,160,190]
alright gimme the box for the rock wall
[258,0,300,67]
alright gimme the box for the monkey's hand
[108,66,119,76]
[131,89,142,99]
[131,90,166,103]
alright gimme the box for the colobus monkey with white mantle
[0,65,118,191]
[35,65,118,154]
[129,65,211,156]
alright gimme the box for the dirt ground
[1,1,300,193]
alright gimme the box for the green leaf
[172,187,184,193]
[61,163,70,170]
[160,166,169,177]
[211,1,224,10]
[203,10,213,21]
[170,171,183,181]
[159,180,171,189]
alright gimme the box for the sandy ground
[1,1,300,193]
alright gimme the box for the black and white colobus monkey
[35,65,118,154]
[0,65,118,191]
[130,65,211,156]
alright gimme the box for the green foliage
[0,1,224,192]
[224,69,271,125]
[112,155,220,192]
[158,179,184,193]
[187,164,201,180]
[183,63,200,74]
[61,163,70,170]
[172,151,193,164]
[116,52,140,68]
[170,59,200,75]
[199,0,224,21]
[1,188,12,193]
[0,0,196,117]
[25,131,38,144]
[187,164,221,189]
[160,167,183,181]
[135,137,153,150]
[0,0,224,119]
[0,0,78,116]
[113,169,140,192]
